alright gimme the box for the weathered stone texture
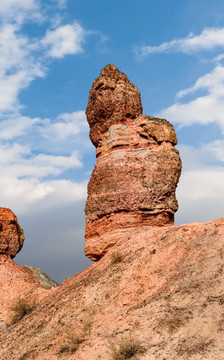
[85,65,182,260]
[0,207,24,258]
[86,64,143,147]
[1,218,224,359]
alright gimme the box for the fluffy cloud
[175,143,224,225]
[176,166,224,225]
[0,109,89,208]
[156,64,224,131]
[41,111,89,140]
[176,65,224,99]
[41,22,85,58]
[136,27,224,57]
[0,23,44,114]
[0,149,82,178]
[0,174,87,213]
[0,18,86,115]
[0,12,89,217]
[153,58,224,225]
[204,139,224,162]
[0,0,41,24]
[0,0,38,16]
[155,63,224,223]
[0,116,40,140]
[0,0,96,282]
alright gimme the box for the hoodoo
[85,65,182,260]
[0,207,24,258]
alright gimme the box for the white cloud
[0,23,44,114]
[0,108,90,215]
[0,142,82,178]
[176,166,224,225]
[0,20,86,115]
[136,27,224,57]
[0,143,30,164]
[0,176,87,213]
[0,0,41,24]
[0,128,87,213]
[0,0,98,282]
[156,64,224,131]
[0,0,37,13]
[176,65,224,99]
[41,22,85,58]
[42,111,88,140]
[157,96,221,127]
[0,116,40,140]
[203,139,224,162]
[175,143,224,225]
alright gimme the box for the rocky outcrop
[23,265,59,289]
[0,208,54,325]
[0,207,24,258]
[0,218,223,360]
[85,65,182,260]
[0,255,48,325]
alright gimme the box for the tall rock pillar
[85,65,181,260]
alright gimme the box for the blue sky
[1,0,224,282]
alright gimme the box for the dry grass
[57,307,95,355]
[57,333,85,355]
[111,251,125,264]
[163,316,184,333]
[7,298,37,326]
[109,335,146,360]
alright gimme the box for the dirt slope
[0,218,223,360]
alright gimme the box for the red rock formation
[86,64,143,147]
[0,255,48,325]
[0,218,223,360]
[0,66,223,360]
[0,208,50,325]
[0,207,24,258]
[85,65,182,260]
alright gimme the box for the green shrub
[8,298,37,326]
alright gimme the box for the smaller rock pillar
[0,207,25,258]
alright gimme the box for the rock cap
[86,64,143,146]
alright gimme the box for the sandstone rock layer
[0,207,24,258]
[85,65,182,260]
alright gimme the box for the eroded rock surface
[1,218,223,360]
[0,256,48,325]
[0,208,51,324]
[23,265,59,289]
[85,65,182,260]
[86,64,143,147]
[0,208,24,258]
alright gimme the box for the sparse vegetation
[18,350,36,360]
[163,316,184,333]
[7,298,37,326]
[57,307,95,356]
[109,335,146,360]
[57,333,85,354]
[111,251,125,264]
